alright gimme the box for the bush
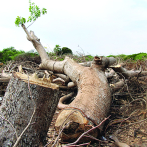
[53,45,62,55]
[85,55,93,61]
[107,53,147,61]
[53,45,73,56]
[61,47,72,55]
[0,47,25,63]
[124,53,147,60]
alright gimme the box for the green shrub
[61,47,73,55]
[53,45,73,56]
[107,53,147,61]
[53,45,62,55]
[0,47,25,63]
[124,53,147,60]
[85,55,93,61]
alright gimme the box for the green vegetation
[107,53,147,61]
[0,47,25,63]
[53,45,62,55]
[15,0,47,27]
[62,47,73,55]
[0,47,40,64]
[53,45,73,56]
[0,47,147,64]
[85,55,93,61]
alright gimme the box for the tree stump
[0,72,60,147]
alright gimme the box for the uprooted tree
[1,1,147,147]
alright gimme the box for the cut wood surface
[0,72,60,147]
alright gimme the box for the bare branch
[111,64,147,78]
[21,24,49,62]
[52,110,77,147]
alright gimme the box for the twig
[44,131,56,147]
[0,115,18,139]
[63,142,91,147]
[13,106,36,147]
[118,113,133,129]
[129,98,146,107]
[83,135,108,143]
[123,75,134,101]
[51,110,77,147]
[27,20,36,29]
[117,118,147,133]
[51,121,72,147]
[13,74,36,147]
[65,116,110,146]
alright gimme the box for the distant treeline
[107,53,147,61]
[0,46,73,64]
[0,47,147,64]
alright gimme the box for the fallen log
[21,24,117,142]
[0,72,60,146]
[55,57,113,142]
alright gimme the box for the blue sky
[0,0,147,56]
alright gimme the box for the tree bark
[55,57,112,142]
[0,72,60,147]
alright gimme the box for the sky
[0,0,147,56]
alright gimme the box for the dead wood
[13,23,147,146]
[110,79,125,92]
[111,64,147,78]
[20,24,119,142]
[54,73,70,83]
[58,92,75,109]
[40,56,116,142]
[52,77,65,84]
[109,134,130,147]
[0,78,10,83]
[0,72,60,146]
[105,69,115,78]
[67,82,76,88]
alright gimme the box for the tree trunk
[20,24,117,142]
[0,72,60,147]
[55,58,112,142]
